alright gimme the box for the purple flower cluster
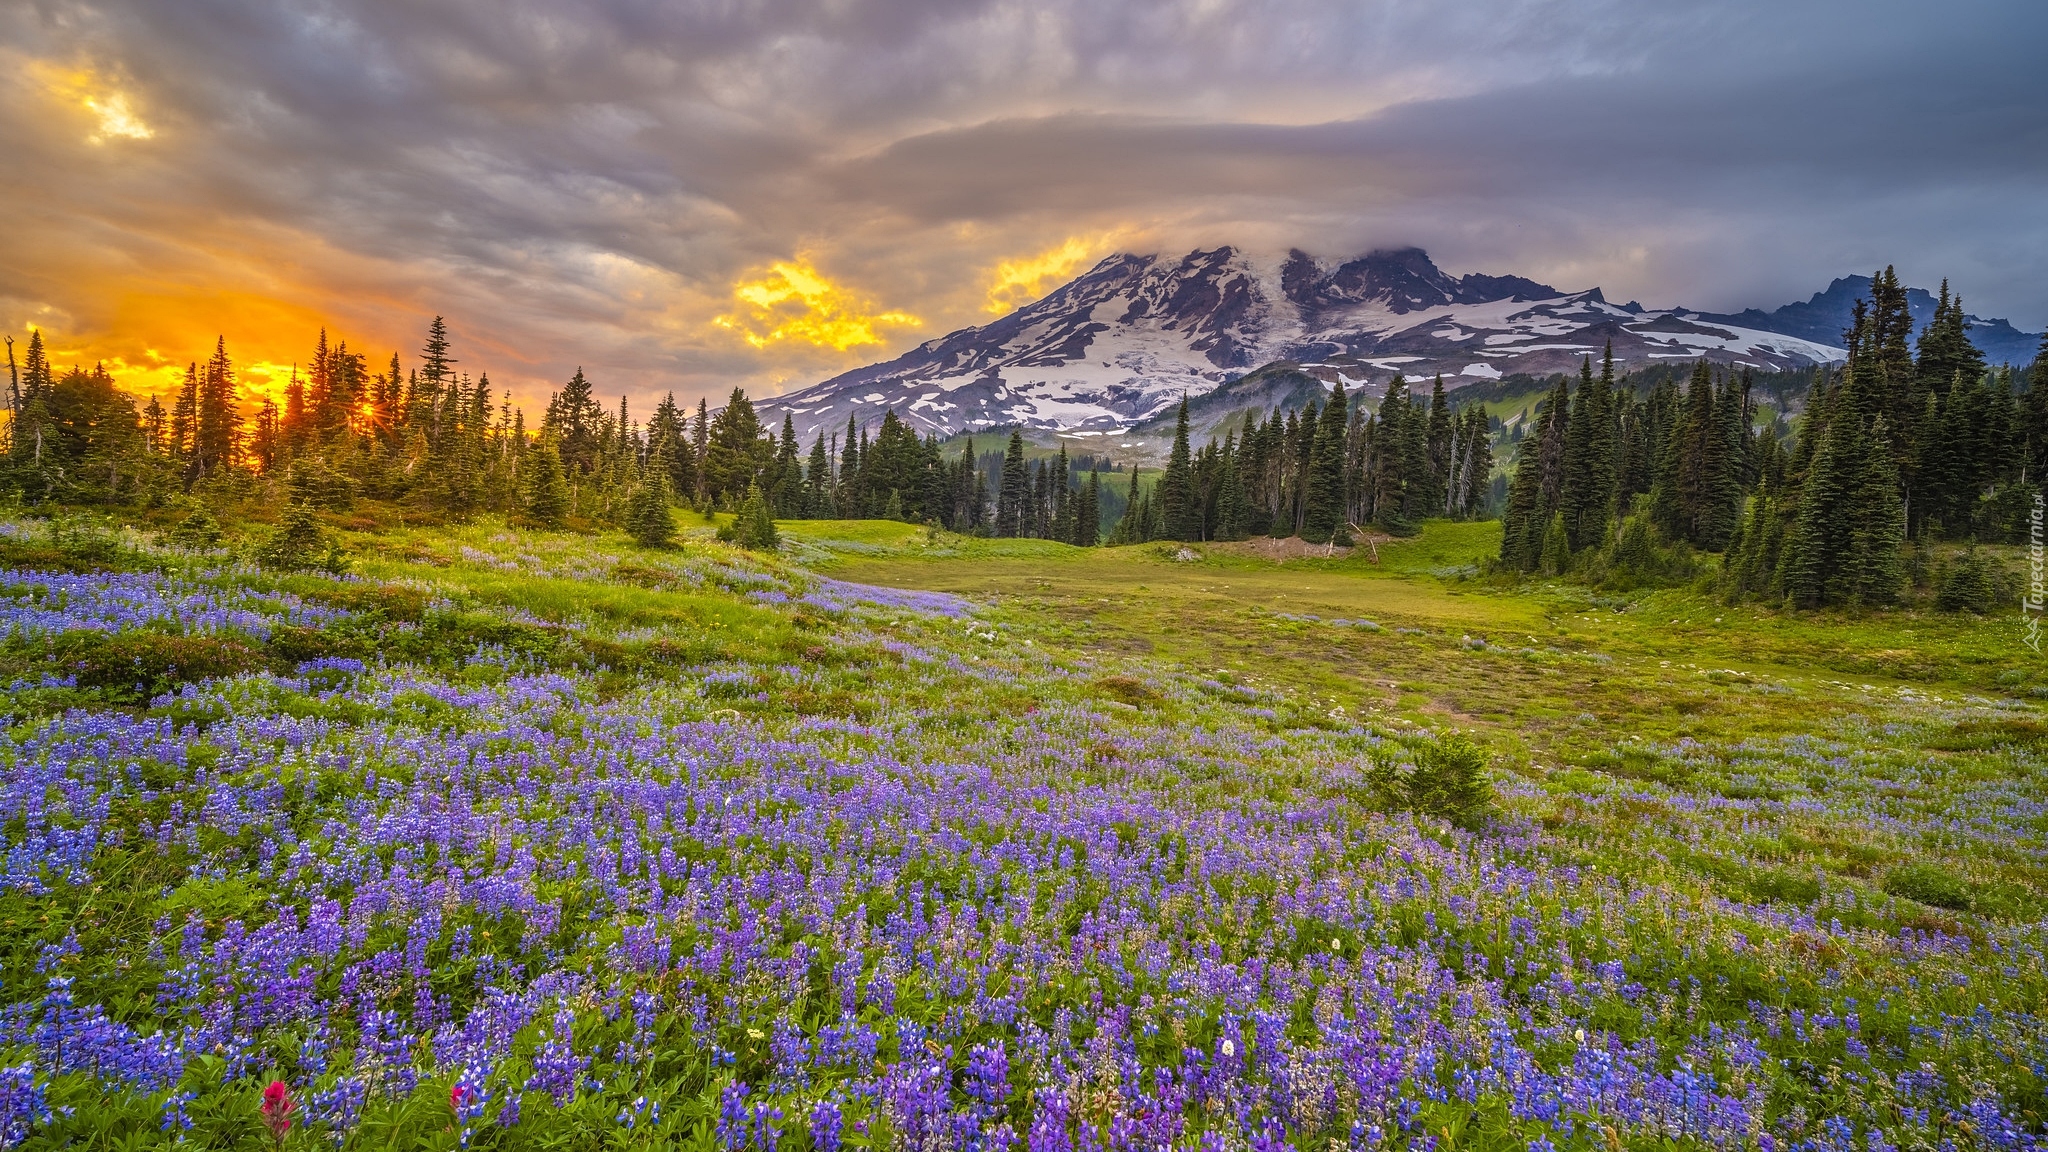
[0,569,348,641]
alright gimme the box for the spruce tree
[1851,418,1906,605]
[525,437,571,527]
[627,469,677,548]
[730,481,779,551]
[997,429,1028,537]
[1300,383,1348,544]
[1077,469,1101,546]
[1559,356,1612,551]
[1424,376,1452,513]
[805,434,833,518]
[1157,398,1196,541]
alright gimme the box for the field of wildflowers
[0,518,2042,1150]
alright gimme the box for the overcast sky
[3,0,2041,411]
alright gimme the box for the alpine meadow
[2,2,2047,1152]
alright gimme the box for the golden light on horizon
[983,235,1113,315]
[714,258,920,352]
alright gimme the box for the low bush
[52,630,262,701]
[1883,861,1975,911]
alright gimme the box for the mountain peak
[752,247,2038,443]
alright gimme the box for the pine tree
[1077,469,1101,546]
[805,433,833,518]
[729,481,779,551]
[997,429,1028,537]
[1851,418,1905,605]
[190,337,243,484]
[627,469,677,548]
[1157,398,1196,541]
[524,437,571,527]
[1300,383,1348,544]
[1559,351,1618,551]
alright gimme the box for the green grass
[802,517,2042,763]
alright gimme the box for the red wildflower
[260,1079,296,1141]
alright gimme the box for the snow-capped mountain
[753,247,2037,442]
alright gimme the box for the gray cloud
[0,0,2039,413]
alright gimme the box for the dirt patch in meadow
[1215,536,1356,562]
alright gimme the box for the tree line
[1107,374,1496,546]
[0,318,1124,546]
[1497,269,2047,607]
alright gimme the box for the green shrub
[166,509,224,549]
[1883,861,1975,911]
[1933,547,1996,614]
[626,474,677,548]
[259,504,345,572]
[54,631,261,701]
[718,481,780,552]
[1369,733,1495,831]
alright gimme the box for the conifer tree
[1214,439,1251,542]
[524,437,571,528]
[690,399,710,503]
[729,481,779,551]
[1077,468,1101,546]
[1498,375,1571,569]
[1300,383,1348,543]
[1458,408,1495,517]
[189,337,243,485]
[1157,397,1196,541]
[627,469,676,548]
[771,415,802,516]
[1424,377,1452,509]
[1372,380,1410,534]
[1850,418,1906,605]
[805,434,833,518]
[1560,351,1617,551]
[997,429,1028,537]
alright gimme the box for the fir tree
[805,433,833,518]
[728,481,779,551]
[1213,439,1251,542]
[1850,418,1906,605]
[1077,469,1101,546]
[1157,397,1196,541]
[190,337,243,485]
[1300,383,1349,544]
[1559,352,1616,551]
[524,437,571,527]
[626,469,677,548]
[997,430,1028,537]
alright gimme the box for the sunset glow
[715,259,921,352]
[983,236,1113,314]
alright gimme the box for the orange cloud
[983,234,1116,314]
[715,258,920,351]
[29,61,156,145]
